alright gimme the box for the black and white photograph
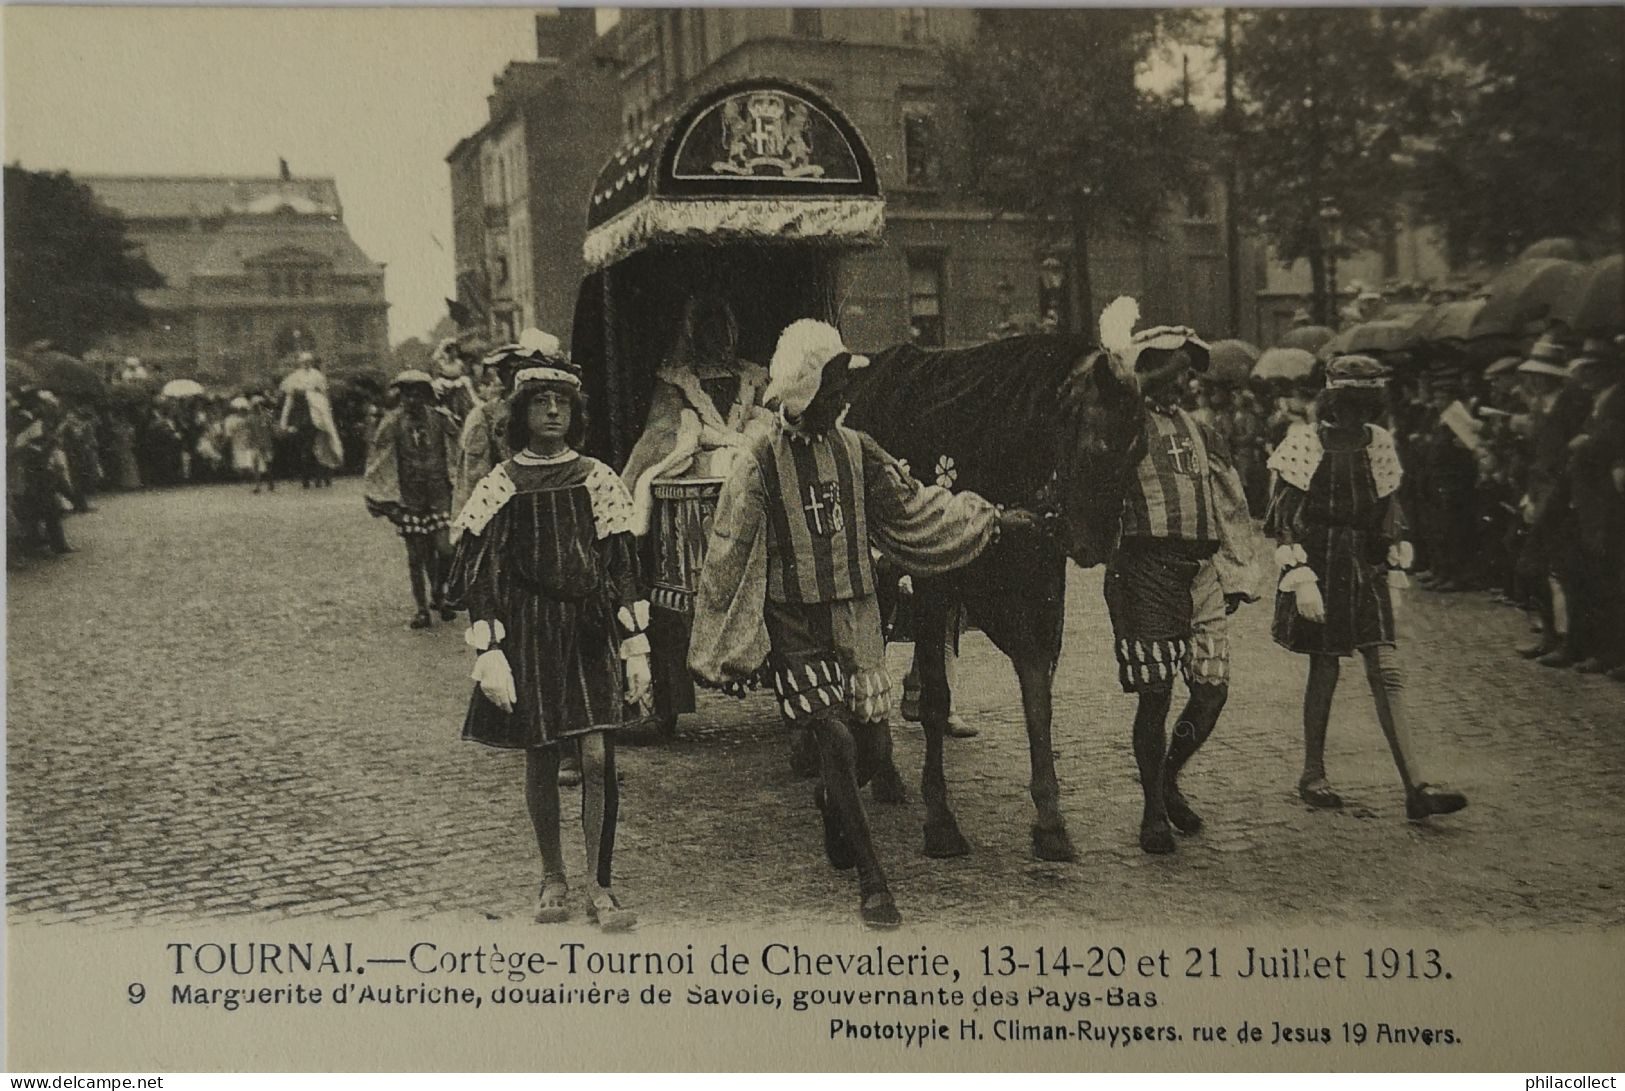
[3,3,1623,1076]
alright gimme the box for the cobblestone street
[7,480,1624,931]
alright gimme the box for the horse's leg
[1014,654,1076,862]
[916,595,969,857]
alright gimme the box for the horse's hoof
[1032,823,1077,862]
[1139,821,1176,855]
[1164,789,1204,835]
[923,821,971,858]
[815,788,857,871]
[870,766,909,804]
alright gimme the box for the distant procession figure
[451,333,552,541]
[1268,354,1468,822]
[444,348,649,932]
[279,351,343,488]
[432,338,481,429]
[364,370,461,629]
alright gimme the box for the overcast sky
[4,6,551,345]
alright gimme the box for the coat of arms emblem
[713,92,824,178]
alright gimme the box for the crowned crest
[712,92,824,178]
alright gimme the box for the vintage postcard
[4,3,1623,1075]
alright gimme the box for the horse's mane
[846,333,1100,506]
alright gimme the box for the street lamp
[1319,198,1344,327]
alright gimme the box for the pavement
[7,478,1624,929]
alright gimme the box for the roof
[192,220,382,279]
[80,175,344,221]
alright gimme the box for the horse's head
[1049,347,1146,568]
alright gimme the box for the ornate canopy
[582,78,884,271]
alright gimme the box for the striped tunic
[755,427,873,604]
[446,457,640,748]
[1121,406,1217,544]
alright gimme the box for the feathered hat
[765,319,869,416]
[1097,296,1210,379]
[493,328,581,389]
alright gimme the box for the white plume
[1098,296,1141,359]
[517,327,563,358]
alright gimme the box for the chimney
[535,8,596,63]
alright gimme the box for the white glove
[898,574,915,595]
[624,653,652,708]
[1294,581,1326,624]
[471,649,516,712]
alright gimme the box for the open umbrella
[1403,298,1487,346]
[1278,325,1336,353]
[1470,258,1587,337]
[1319,319,1416,360]
[1206,339,1260,383]
[1517,237,1582,261]
[1553,254,1623,334]
[9,350,107,399]
[1253,347,1318,383]
[160,378,206,399]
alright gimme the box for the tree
[1229,9,1425,324]
[942,10,1201,329]
[4,166,163,355]
[1406,7,1623,264]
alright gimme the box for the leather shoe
[1536,649,1576,669]
[1406,783,1467,821]
[945,714,979,739]
[1516,639,1557,660]
[1573,657,1609,674]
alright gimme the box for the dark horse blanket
[846,333,1144,666]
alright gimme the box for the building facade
[449,8,1258,356]
[446,9,621,343]
[80,174,389,385]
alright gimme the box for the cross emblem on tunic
[803,481,842,536]
[1165,433,1196,476]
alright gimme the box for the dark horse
[846,333,1147,861]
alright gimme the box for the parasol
[9,350,107,399]
[1552,254,1622,334]
[1469,258,1587,338]
[1206,339,1261,384]
[1252,347,1318,383]
[160,378,207,399]
[1319,319,1416,360]
[1403,298,1486,346]
[1277,325,1336,353]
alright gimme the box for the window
[897,8,931,43]
[1183,179,1213,221]
[902,101,939,188]
[907,254,945,348]
[791,9,823,38]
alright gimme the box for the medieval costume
[1268,354,1467,822]
[432,338,481,428]
[450,332,561,541]
[1095,298,1229,855]
[690,319,1008,929]
[364,370,462,628]
[622,298,772,735]
[445,354,649,931]
[279,353,344,488]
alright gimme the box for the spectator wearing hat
[1563,339,1625,677]
[1510,337,1578,659]
[1268,355,1467,822]
[364,370,462,629]
[1415,363,1480,592]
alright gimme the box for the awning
[583,78,884,272]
